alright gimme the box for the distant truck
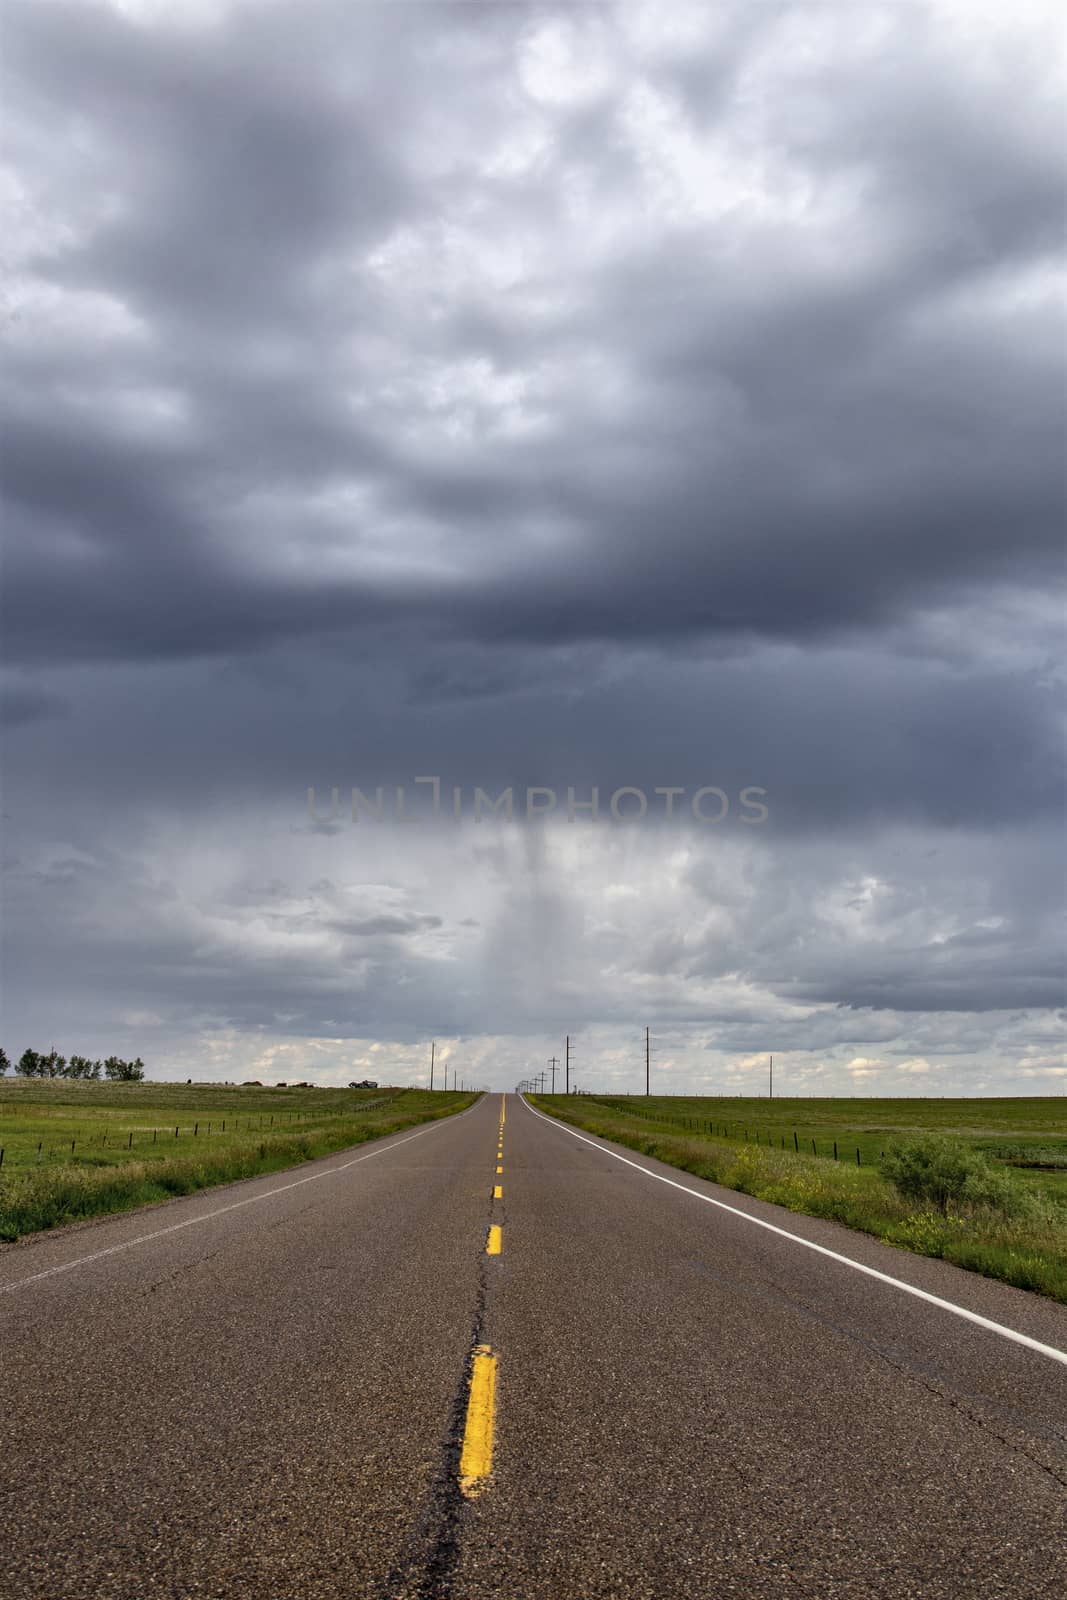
[349,1079,379,1089]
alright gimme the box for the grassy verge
[0,1087,476,1241]
[585,1094,1067,1204]
[530,1095,1067,1304]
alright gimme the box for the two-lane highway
[2,1093,1065,1599]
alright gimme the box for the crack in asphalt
[380,1190,500,1600]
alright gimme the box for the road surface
[1,1092,1065,1599]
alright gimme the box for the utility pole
[645,1026,650,1097]
[565,1035,571,1095]
[769,1054,773,1099]
[549,1055,559,1093]
[430,1039,435,1092]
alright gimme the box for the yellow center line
[486,1224,502,1255]
[458,1344,497,1498]
[493,1184,503,1199]
[496,1165,503,1174]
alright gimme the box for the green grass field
[0,1080,475,1241]
[582,1094,1067,1203]
[530,1094,1067,1303]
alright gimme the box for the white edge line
[1,1101,481,1296]
[520,1097,1067,1368]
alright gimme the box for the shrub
[879,1135,1031,1218]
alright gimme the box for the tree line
[0,1048,145,1081]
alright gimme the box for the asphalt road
[2,1092,1065,1600]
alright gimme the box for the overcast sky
[1,0,1064,1095]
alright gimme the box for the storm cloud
[1,0,1064,1091]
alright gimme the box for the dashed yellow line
[458,1344,497,1497]
[456,1101,506,1499]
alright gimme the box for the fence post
[793,1130,798,1152]
[128,1131,133,1149]
[811,1138,816,1156]
[194,1122,198,1137]
[833,1140,838,1161]
[0,1148,4,1169]
[856,1148,861,1166]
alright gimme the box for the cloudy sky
[1,0,1064,1095]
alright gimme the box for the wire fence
[589,1099,875,1166]
[0,1092,406,1171]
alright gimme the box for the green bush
[878,1135,1031,1218]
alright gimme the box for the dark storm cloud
[2,0,1063,669]
[4,634,1061,839]
[328,914,443,936]
[0,683,70,727]
[1,0,1063,1082]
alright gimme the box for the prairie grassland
[0,1081,476,1241]
[531,1094,1067,1303]
[580,1094,1067,1202]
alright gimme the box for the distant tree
[18,1048,42,1077]
[66,1055,96,1079]
[40,1049,66,1079]
[0,1047,8,1075]
[103,1056,145,1082]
